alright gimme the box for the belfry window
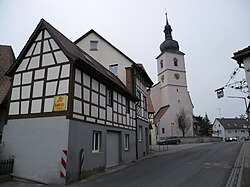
[173,58,178,66]
[160,60,163,68]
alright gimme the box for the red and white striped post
[60,150,67,178]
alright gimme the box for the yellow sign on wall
[54,95,67,111]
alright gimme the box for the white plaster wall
[2,117,69,184]
[243,56,250,93]
[150,83,161,113]
[212,120,225,139]
[76,33,133,85]
[157,52,185,80]
[151,50,194,138]
[225,129,248,139]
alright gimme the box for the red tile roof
[154,105,170,123]
[0,45,15,104]
[147,89,155,113]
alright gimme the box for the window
[137,90,141,106]
[160,60,163,69]
[109,64,118,76]
[124,134,129,150]
[173,58,178,66]
[90,41,98,51]
[92,131,101,152]
[162,128,165,134]
[126,99,130,113]
[143,96,147,110]
[139,126,143,141]
[107,89,113,106]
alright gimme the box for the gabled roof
[215,118,248,129]
[0,45,15,104]
[7,19,138,101]
[154,105,170,123]
[75,29,153,86]
[133,63,153,86]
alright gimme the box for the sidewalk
[240,141,250,187]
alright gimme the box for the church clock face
[174,73,180,80]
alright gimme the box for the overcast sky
[1,0,250,122]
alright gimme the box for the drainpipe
[135,103,138,159]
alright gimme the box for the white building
[75,30,153,158]
[212,118,249,140]
[149,14,194,143]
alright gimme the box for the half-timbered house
[75,30,153,158]
[2,19,138,184]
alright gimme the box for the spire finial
[165,12,169,25]
[160,13,180,52]
[164,12,172,40]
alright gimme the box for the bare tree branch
[175,108,191,137]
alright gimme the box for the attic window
[90,41,98,51]
[109,64,118,76]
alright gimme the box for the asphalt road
[69,142,243,187]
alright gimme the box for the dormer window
[173,58,178,66]
[90,40,98,51]
[160,60,163,69]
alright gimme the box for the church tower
[150,13,193,141]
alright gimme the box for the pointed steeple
[164,13,173,40]
[160,13,179,53]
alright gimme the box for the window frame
[90,40,98,51]
[143,96,147,110]
[109,64,118,76]
[106,89,113,107]
[92,131,102,153]
[124,134,129,151]
[160,60,163,69]
[126,99,130,114]
[162,128,165,134]
[137,90,141,107]
[139,126,143,141]
[173,58,178,66]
